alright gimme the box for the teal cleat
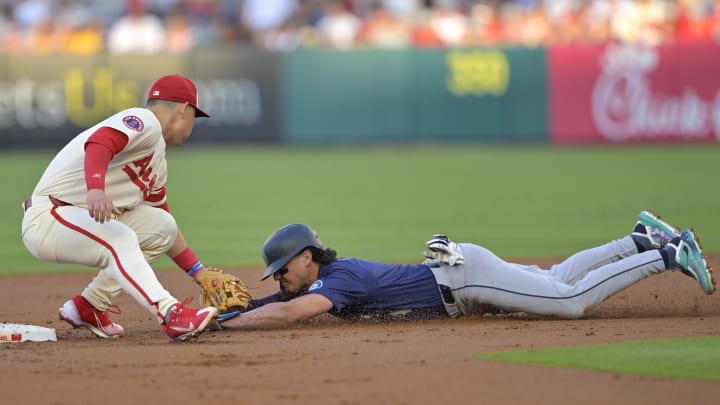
[636,210,680,249]
[665,230,715,295]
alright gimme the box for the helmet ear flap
[261,224,324,281]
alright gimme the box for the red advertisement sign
[549,42,720,143]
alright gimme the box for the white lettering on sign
[0,74,262,130]
[591,44,720,142]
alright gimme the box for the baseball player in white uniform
[21,74,219,341]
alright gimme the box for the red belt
[23,196,72,212]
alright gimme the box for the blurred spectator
[0,3,24,53]
[209,2,249,45]
[57,0,104,55]
[411,12,445,47]
[183,0,238,47]
[316,0,362,49]
[635,0,674,46]
[466,2,504,46]
[258,18,302,51]
[106,0,165,54]
[13,0,52,30]
[581,0,614,44]
[498,1,525,44]
[242,0,298,32]
[427,1,469,47]
[356,2,412,48]
[3,0,720,53]
[610,0,672,46]
[242,0,299,49]
[517,6,553,46]
[25,17,64,54]
[144,0,181,16]
[163,6,195,53]
[676,0,713,41]
[61,17,104,54]
[379,0,421,17]
[711,0,720,41]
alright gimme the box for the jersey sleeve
[85,126,129,153]
[84,127,130,191]
[245,292,286,311]
[103,108,162,152]
[84,143,113,191]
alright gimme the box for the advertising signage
[0,51,281,148]
[549,42,720,143]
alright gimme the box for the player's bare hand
[86,189,121,223]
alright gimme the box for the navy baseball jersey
[248,258,446,321]
[305,258,445,320]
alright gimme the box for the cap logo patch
[122,115,144,132]
[153,90,160,96]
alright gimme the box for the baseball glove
[198,268,251,312]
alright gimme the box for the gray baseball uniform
[431,236,664,318]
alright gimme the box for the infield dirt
[1,256,719,404]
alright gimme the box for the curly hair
[308,246,337,265]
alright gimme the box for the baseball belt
[23,196,72,212]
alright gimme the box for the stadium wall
[1,43,718,148]
[282,47,547,144]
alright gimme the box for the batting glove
[423,234,465,267]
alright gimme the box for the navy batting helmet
[261,224,325,281]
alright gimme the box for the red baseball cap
[147,74,210,118]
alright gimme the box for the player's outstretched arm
[221,293,333,330]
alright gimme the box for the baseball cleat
[633,210,680,250]
[59,295,125,339]
[162,299,219,341]
[664,230,714,295]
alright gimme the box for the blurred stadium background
[3,0,720,148]
[2,0,719,273]
[3,0,720,53]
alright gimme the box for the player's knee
[139,210,178,259]
[153,209,178,242]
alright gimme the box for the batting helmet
[261,224,325,281]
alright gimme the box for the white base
[0,323,57,343]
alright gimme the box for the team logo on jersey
[308,280,323,291]
[122,115,144,132]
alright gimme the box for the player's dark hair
[308,246,337,265]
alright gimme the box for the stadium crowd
[1,0,720,54]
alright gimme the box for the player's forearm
[223,302,304,330]
[167,229,189,258]
[168,230,207,281]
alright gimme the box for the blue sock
[659,248,670,268]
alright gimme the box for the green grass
[475,336,720,381]
[2,144,719,274]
